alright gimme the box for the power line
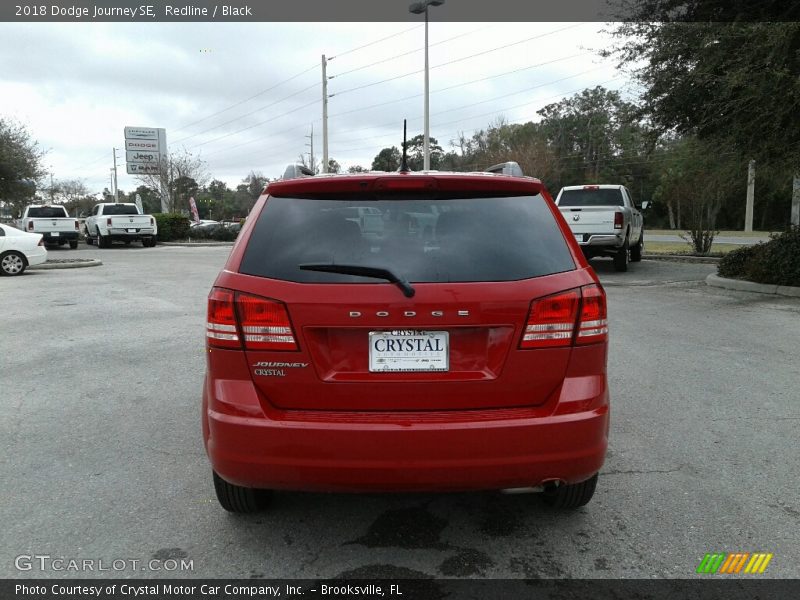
[329,25,492,80]
[171,63,318,135]
[329,24,422,61]
[171,80,321,145]
[326,51,592,121]
[330,22,587,98]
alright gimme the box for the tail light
[521,290,580,348]
[521,284,608,349]
[614,212,623,229]
[27,221,34,231]
[206,288,297,351]
[207,288,240,348]
[576,284,608,345]
[150,217,155,226]
[106,217,112,226]
[74,220,79,231]
[237,293,297,350]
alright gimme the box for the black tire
[613,239,629,272]
[69,240,78,249]
[542,474,598,509]
[0,251,27,276]
[85,229,93,245]
[212,471,271,513]
[630,230,643,262]
[96,229,108,249]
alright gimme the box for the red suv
[203,164,609,512]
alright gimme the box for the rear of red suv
[203,168,609,512]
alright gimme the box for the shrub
[718,245,760,279]
[717,227,800,287]
[153,213,190,241]
[188,225,238,241]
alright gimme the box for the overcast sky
[0,21,629,196]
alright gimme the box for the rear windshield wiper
[298,263,416,298]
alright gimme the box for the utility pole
[322,54,329,174]
[745,159,755,232]
[112,147,119,201]
[305,125,315,173]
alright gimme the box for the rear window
[27,207,68,218]
[558,188,624,207]
[240,195,575,283]
[103,205,139,215]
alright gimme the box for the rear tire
[542,474,598,509]
[1,251,27,276]
[613,239,629,272]
[630,231,643,262]
[85,229,93,245]
[69,240,78,249]
[96,229,108,249]
[212,471,271,513]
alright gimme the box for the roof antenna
[399,119,410,173]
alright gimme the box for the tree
[347,165,368,173]
[371,147,401,171]
[0,118,47,216]
[135,148,208,213]
[327,159,341,174]
[406,135,444,170]
[604,19,800,170]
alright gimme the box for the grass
[644,241,744,255]
[648,229,775,238]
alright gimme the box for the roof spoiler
[282,164,315,180]
[485,161,524,177]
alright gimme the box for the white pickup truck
[85,203,157,248]
[15,204,80,249]
[555,184,647,272]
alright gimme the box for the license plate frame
[368,330,449,373]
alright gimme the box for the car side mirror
[641,201,650,210]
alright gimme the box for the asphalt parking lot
[2,245,799,579]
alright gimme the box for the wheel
[96,228,108,249]
[69,240,78,249]
[613,239,629,272]
[542,474,598,509]
[0,251,27,276]
[630,230,643,262]
[212,471,271,513]
[85,229,93,245]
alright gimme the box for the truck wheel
[69,240,78,249]
[85,229,93,245]
[542,474,598,509]
[630,231,644,262]
[96,229,108,249]
[613,240,629,272]
[0,251,27,276]
[212,471,271,513]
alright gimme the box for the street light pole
[410,0,444,171]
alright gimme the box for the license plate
[51,232,59,237]
[369,330,449,372]
[127,228,137,233]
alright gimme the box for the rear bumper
[576,233,624,248]
[41,231,78,241]
[204,379,609,493]
[26,247,47,266]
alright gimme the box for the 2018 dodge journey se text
[202,161,610,512]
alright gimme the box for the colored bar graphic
[698,552,773,575]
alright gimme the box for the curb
[29,259,102,270]
[158,241,235,247]
[643,254,721,264]
[705,274,800,298]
